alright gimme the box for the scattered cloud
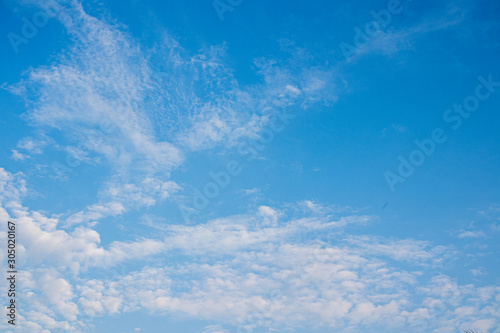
[458,230,487,239]
[11,149,29,161]
[1,1,498,332]
[2,168,498,332]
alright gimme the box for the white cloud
[0,167,499,332]
[64,178,180,226]
[345,235,456,266]
[1,2,499,332]
[4,0,342,231]
[202,324,229,333]
[72,240,499,332]
[17,136,51,155]
[0,168,28,219]
[65,202,125,226]
[458,230,487,239]
[241,187,260,196]
[257,205,281,226]
[39,272,79,321]
[348,5,466,62]
[11,149,29,161]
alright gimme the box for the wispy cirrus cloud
[4,0,340,229]
[346,4,467,62]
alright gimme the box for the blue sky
[0,0,499,332]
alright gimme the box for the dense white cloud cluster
[1,167,499,332]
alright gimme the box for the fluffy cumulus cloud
[1,168,499,332]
